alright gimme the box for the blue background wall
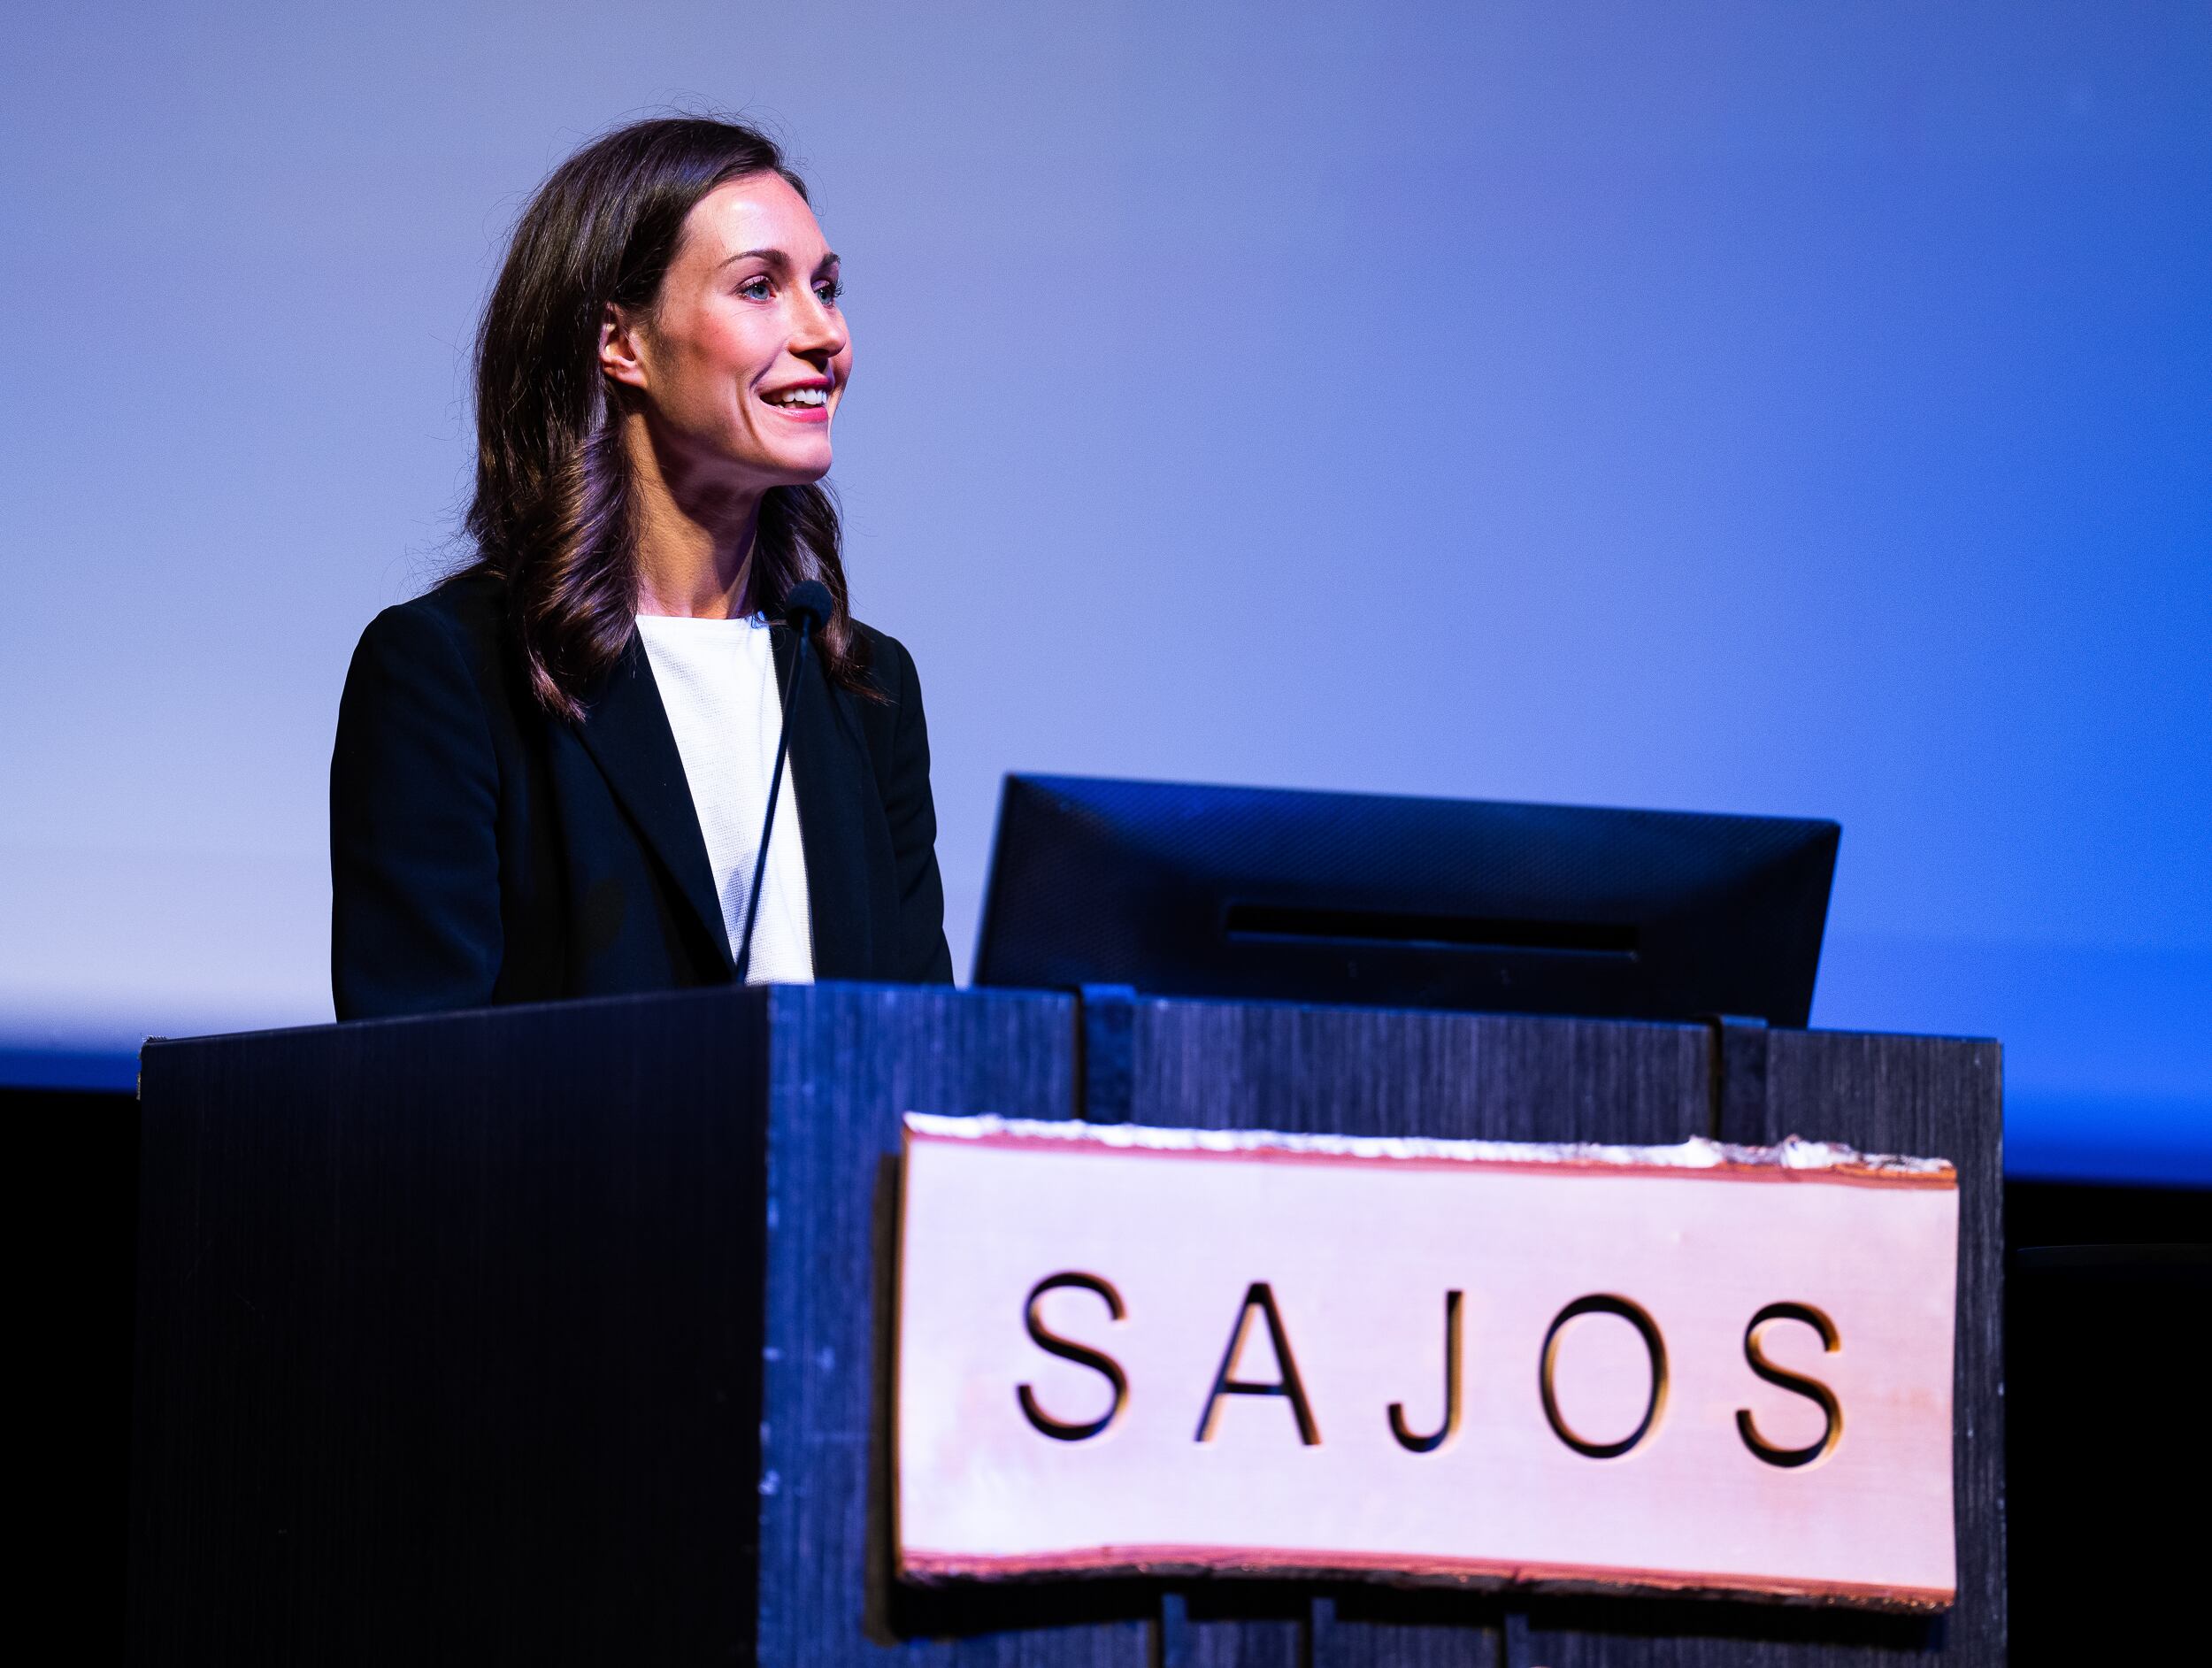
[2,2,2205,1181]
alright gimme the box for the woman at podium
[329,118,954,1020]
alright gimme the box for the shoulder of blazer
[848,620,919,755]
[851,619,916,710]
[365,569,527,726]
[388,567,510,661]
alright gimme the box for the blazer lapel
[772,625,875,980]
[574,632,737,979]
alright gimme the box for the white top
[634,613,814,985]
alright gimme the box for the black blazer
[330,571,954,1020]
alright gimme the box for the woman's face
[603,173,851,492]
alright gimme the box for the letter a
[1194,1281,1320,1445]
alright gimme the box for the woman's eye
[736,276,772,301]
[814,278,843,305]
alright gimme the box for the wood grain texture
[1765,1027,2003,1668]
[753,982,1150,1666]
[1130,998,1711,1150]
[1317,1587,1502,1668]
[1128,998,1710,1668]
[1158,1587,1308,1668]
[129,986,772,1665]
[1517,1026,2005,1668]
[129,987,2000,1667]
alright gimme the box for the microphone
[733,580,833,983]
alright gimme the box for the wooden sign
[895,1116,1958,1610]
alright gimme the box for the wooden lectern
[128,983,2001,1664]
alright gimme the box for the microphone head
[781,580,834,635]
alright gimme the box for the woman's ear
[599,303,649,391]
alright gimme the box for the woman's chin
[716,439,833,489]
[764,444,834,486]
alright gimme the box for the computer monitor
[972,775,1839,1026]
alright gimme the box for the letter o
[1539,1294,1668,1459]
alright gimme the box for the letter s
[1735,1302,1843,1468]
[1017,1272,1128,1441]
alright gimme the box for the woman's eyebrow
[715,247,841,273]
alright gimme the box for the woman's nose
[790,293,849,362]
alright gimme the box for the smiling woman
[329,118,954,1019]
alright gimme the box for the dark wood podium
[128,983,2002,1664]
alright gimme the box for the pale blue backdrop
[2,2,2205,1181]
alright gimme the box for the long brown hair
[464,117,871,719]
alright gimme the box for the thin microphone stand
[733,583,827,983]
